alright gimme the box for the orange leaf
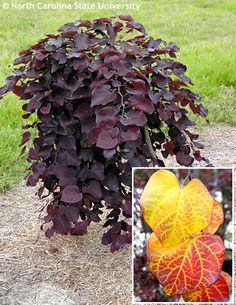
[141,170,214,247]
[183,275,229,302]
[147,232,225,296]
[203,199,224,234]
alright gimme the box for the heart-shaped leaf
[61,185,83,203]
[82,180,102,198]
[147,232,225,296]
[183,274,229,302]
[128,96,155,114]
[96,127,119,149]
[120,110,147,127]
[91,84,117,107]
[141,170,214,246]
[120,126,141,142]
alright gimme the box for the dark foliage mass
[0,15,208,251]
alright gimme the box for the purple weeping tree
[0,15,208,251]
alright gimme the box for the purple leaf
[102,231,112,245]
[74,101,92,121]
[159,106,172,121]
[0,76,18,98]
[110,234,126,252]
[148,90,162,105]
[83,180,102,198]
[24,82,42,93]
[91,84,117,107]
[120,110,147,126]
[72,57,90,70]
[27,174,38,186]
[20,131,31,146]
[33,162,46,176]
[177,116,196,131]
[53,215,71,235]
[127,21,145,33]
[87,126,99,145]
[12,85,26,97]
[176,151,194,166]
[24,69,40,78]
[40,103,51,114]
[47,37,63,48]
[128,96,155,114]
[59,24,78,38]
[51,165,78,187]
[13,55,32,65]
[103,149,116,159]
[59,136,76,150]
[74,33,89,50]
[28,148,40,160]
[104,55,122,64]
[122,201,132,217]
[90,212,101,222]
[185,130,199,140]
[120,126,141,142]
[57,149,81,167]
[0,83,11,97]
[90,162,105,180]
[45,228,54,239]
[123,45,140,56]
[154,74,168,88]
[79,149,94,162]
[95,105,119,127]
[53,49,67,64]
[104,175,119,191]
[199,103,208,116]
[127,78,147,95]
[193,141,205,149]
[61,185,83,203]
[96,127,119,149]
[35,51,48,61]
[118,14,134,21]
[70,221,88,235]
[58,205,80,223]
[26,96,42,112]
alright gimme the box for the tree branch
[144,125,157,163]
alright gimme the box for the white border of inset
[131,166,235,304]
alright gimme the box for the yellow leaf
[141,170,214,247]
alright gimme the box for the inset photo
[132,168,233,303]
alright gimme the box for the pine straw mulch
[0,185,131,305]
[0,123,236,305]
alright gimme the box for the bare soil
[0,124,235,305]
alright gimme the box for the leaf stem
[181,171,192,187]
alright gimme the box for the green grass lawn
[0,0,236,190]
